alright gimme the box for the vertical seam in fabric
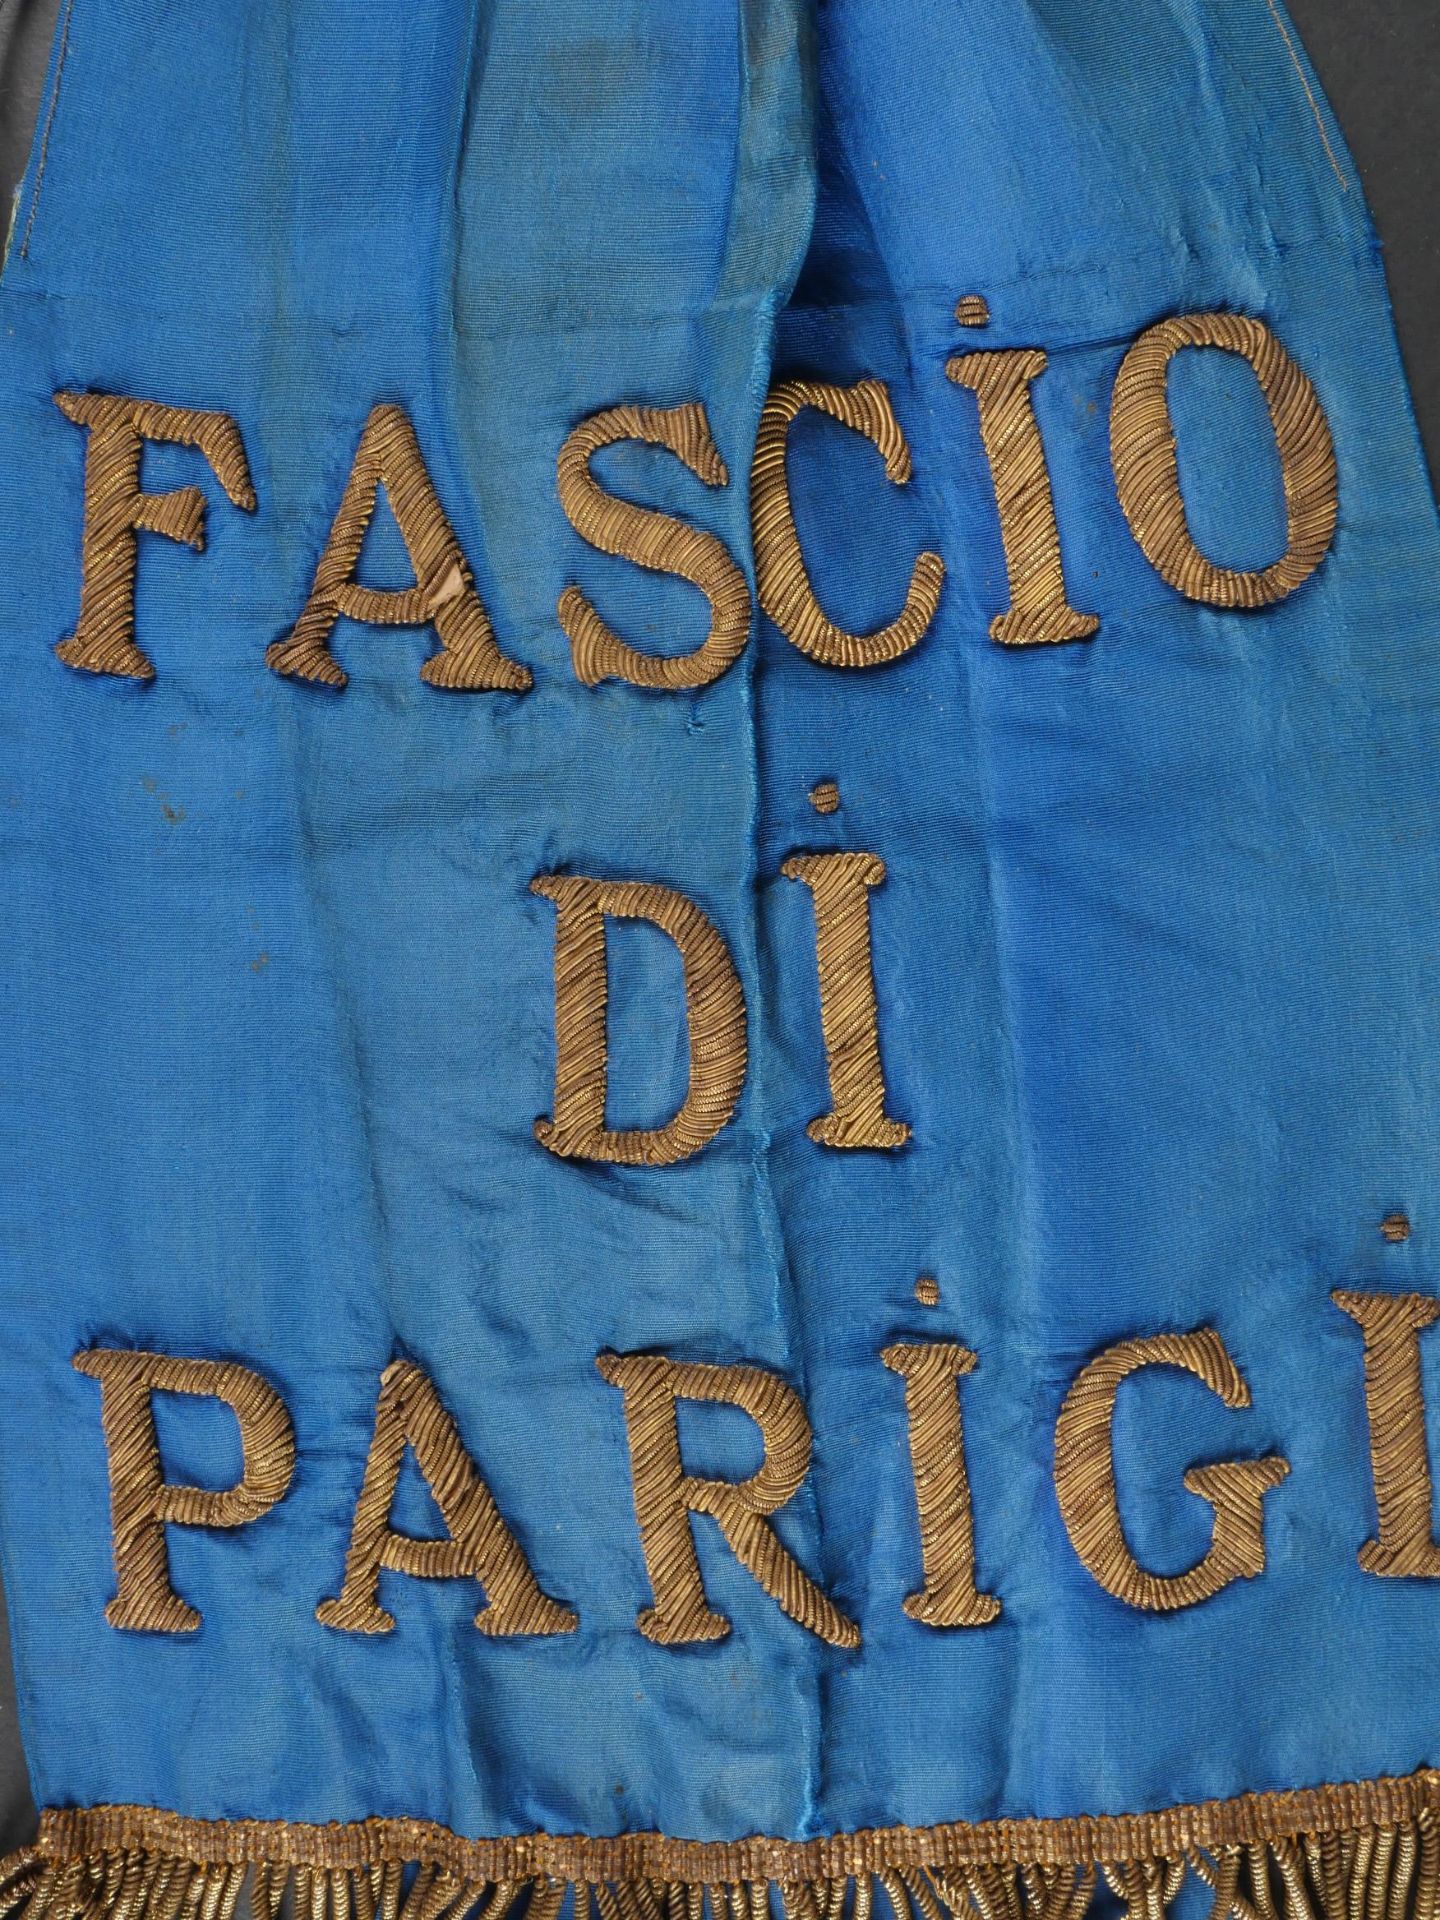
[1261,0,1347,192]
[19,0,75,259]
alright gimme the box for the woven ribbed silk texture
[0,0,1437,1869]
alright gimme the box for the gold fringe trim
[12,1772,1440,1899]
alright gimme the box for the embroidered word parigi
[48,307,1337,685]
[70,1288,1437,1644]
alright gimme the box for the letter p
[74,1348,295,1632]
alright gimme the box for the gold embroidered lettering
[1053,1329,1289,1611]
[556,403,751,690]
[1333,1290,1440,1577]
[783,851,909,1150]
[943,351,1099,646]
[317,1360,576,1636]
[55,391,256,680]
[596,1352,859,1649]
[1110,312,1338,607]
[530,875,746,1167]
[72,1348,294,1633]
[882,1342,999,1627]
[267,405,530,692]
[751,379,944,668]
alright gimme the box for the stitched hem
[15,1769,1440,1880]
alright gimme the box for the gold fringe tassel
[8,1775,1440,1920]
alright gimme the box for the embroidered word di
[71,1289,1436,1643]
[50,307,1337,685]
[527,858,900,1166]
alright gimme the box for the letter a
[317,1361,576,1636]
[268,405,530,692]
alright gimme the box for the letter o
[1110,312,1337,608]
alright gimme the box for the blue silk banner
[1,1,1439,1914]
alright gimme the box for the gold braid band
[10,1769,1440,1900]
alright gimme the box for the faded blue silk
[0,0,1439,1875]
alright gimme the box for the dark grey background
[1287,0,1440,467]
[0,0,1433,1858]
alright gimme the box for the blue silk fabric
[0,0,1438,1853]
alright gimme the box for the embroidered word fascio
[69,1289,1437,1645]
[48,306,1336,685]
